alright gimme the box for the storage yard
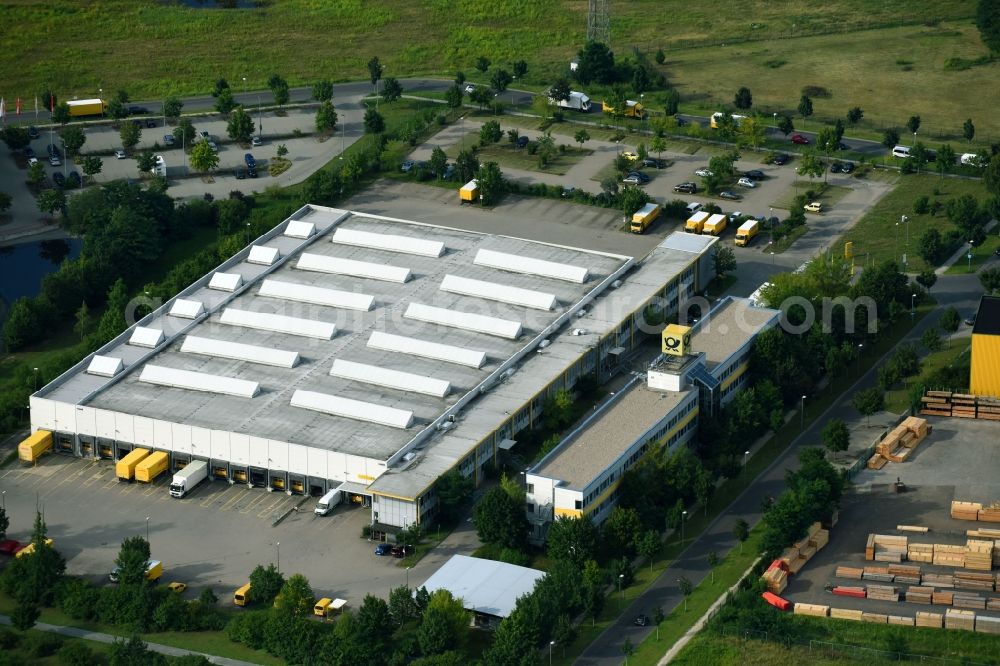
[774,417,1000,634]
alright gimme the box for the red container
[762,591,792,611]
[832,587,867,598]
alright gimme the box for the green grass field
[3,2,993,142]
[885,338,971,411]
[838,173,992,273]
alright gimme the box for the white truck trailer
[548,91,591,112]
[169,460,208,498]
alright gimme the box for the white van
[892,145,911,159]
[685,201,702,215]
[314,488,342,516]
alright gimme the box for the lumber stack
[933,591,955,606]
[897,525,929,533]
[835,566,864,580]
[762,566,788,594]
[867,534,907,562]
[964,541,994,572]
[862,566,894,582]
[945,608,976,631]
[888,614,915,626]
[976,615,1000,634]
[793,603,829,617]
[867,453,888,470]
[987,598,1000,612]
[866,584,899,602]
[952,593,987,610]
[905,586,934,604]
[907,543,934,563]
[916,611,944,628]
[952,501,983,521]
[888,563,921,584]
[951,394,977,418]
[832,586,866,598]
[923,572,955,588]
[977,396,1000,421]
[920,391,952,417]
[979,505,1000,523]
[933,544,966,568]
[862,612,889,624]
[954,571,994,591]
[830,607,863,621]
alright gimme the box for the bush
[0,627,21,650]
[22,633,62,658]
[225,610,270,650]
[57,641,96,666]
[913,195,930,214]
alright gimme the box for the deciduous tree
[475,161,505,206]
[852,387,885,426]
[189,140,219,174]
[312,79,334,102]
[821,418,850,455]
[734,86,752,109]
[363,108,385,134]
[475,56,491,73]
[906,115,921,137]
[274,574,314,618]
[883,128,900,148]
[714,245,736,278]
[847,106,864,124]
[248,564,284,606]
[473,486,528,549]
[163,96,183,120]
[52,102,71,125]
[119,121,140,151]
[575,41,616,85]
[215,88,237,114]
[777,114,794,136]
[732,518,749,553]
[479,120,502,145]
[964,118,976,143]
[267,74,289,107]
[61,126,86,156]
[381,77,403,104]
[798,95,813,118]
[37,188,67,216]
[314,101,338,133]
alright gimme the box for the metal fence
[717,627,993,665]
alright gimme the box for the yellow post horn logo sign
[662,324,692,356]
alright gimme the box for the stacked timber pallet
[953,592,987,610]
[830,607,863,621]
[793,603,829,617]
[977,396,1000,421]
[945,608,976,630]
[906,586,933,604]
[954,571,995,591]
[920,391,953,417]
[933,591,955,605]
[862,612,889,624]
[869,417,930,467]
[988,598,1000,611]
[979,505,1000,523]
[888,615,915,626]
[965,541,994,571]
[952,501,983,521]
[762,565,788,594]
[976,615,1000,633]
[951,394,978,418]
[923,572,956,588]
[933,544,966,568]
[889,563,921,584]
[832,586,865,598]
[835,565,863,580]
[867,584,899,602]
[866,534,907,562]
[862,566,894,582]
[907,543,934,563]
[916,611,944,628]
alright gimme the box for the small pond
[0,238,83,305]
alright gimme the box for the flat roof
[42,208,628,463]
[689,297,780,369]
[532,379,693,490]
[420,555,545,618]
[973,296,1000,336]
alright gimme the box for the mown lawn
[884,337,971,412]
[838,174,991,273]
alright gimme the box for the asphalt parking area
[783,417,1000,618]
[0,454,402,602]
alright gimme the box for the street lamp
[2,490,6,511]
[145,516,150,543]
[275,541,280,573]
[800,395,807,430]
[618,573,624,601]
[33,367,39,391]
[968,240,975,272]
[549,640,555,666]
[681,510,688,544]
[242,76,247,101]
[857,343,863,374]
[743,450,750,468]
[911,293,916,320]
[246,222,251,247]
[406,566,411,588]
[770,251,775,265]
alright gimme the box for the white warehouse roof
[296,252,411,283]
[439,274,556,311]
[181,335,300,368]
[474,248,589,283]
[421,555,545,618]
[367,331,487,369]
[331,359,451,398]
[332,227,445,257]
[404,302,522,339]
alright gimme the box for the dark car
[719,190,742,201]
[128,106,149,115]
[235,168,246,180]
[66,171,81,188]
[245,153,256,170]
[24,146,35,159]
[443,164,456,180]
[830,162,843,173]
[965,315,977,326]
[623,171,650,184]
[131,119,142,129]
[0,540,22,557]
[743,169,765,180]
[772,153,790,165]
[28,126,40,139]
[163,134,176,146]
[53,172,65,187]
[791,134,810,145]
[374,543,392,556]
[561,186,576,198]
[841,161,855,173]
[146,119,156,128]
[642,157,667,169]
[673,182,698,194]
[516,135,530,149]
[390,544,413,558]
[47,144,60,158]
[247,166,258,178]
[634,614,650,627]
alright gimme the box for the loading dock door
[249,467,267,488]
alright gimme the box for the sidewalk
[0,614,257,666]
[935,219,998,275]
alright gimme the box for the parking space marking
[219,488,249,512]
[257,494,288,518]
[201,485,232,508]
[238,492,270,514]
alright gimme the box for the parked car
[673,182,698,194]
[841,161,855,173]
[830,162,843,173]
[621,151,639,161]
[804,201,823,213]
[251,135,263,147]
[207,140,218,151]
[53,172,65,187]
[791,134,810,145]
[47,144,60,158]
[401,159,415,172]
[561,186,576,198]
[443,164,456,180]
[66,172,81,188]
[391,545,413,558]
[245,153,257,170]
[515,135,529,149]
[719,190,742,201]
[0,540,22,557]
[772,153,790,165]
[48,155,61,167]
[743,169,765,180]
[374,543,392,556]
[27,157,38,167]
[623,171,650,184]
[129,106,149,115]
[199,130,210,140]
[163,134,176,146]
[28,126,40,139]
[965,314,977,326]
[114,149,127,159]
[235,168,246,180]
[24,147,35,159]
[634,614,650,627]
[642,157,666,169]
[837,141,850,151]
[737,176,756,188]
[167,582,187,594]
[145,119,156,128]
[464,83,476,93]
[695,167,713,177]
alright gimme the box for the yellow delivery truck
[460,179,479,204]
[702,213,728,236]
[684,210,710,234]
[116,448,151,482]
[135,451,169,483]
[67,99,107,117]
[602,99,646,119]
[735,219,760,246]
[235,582,252,606]
[18,430,53,463]
[630,203,662,234]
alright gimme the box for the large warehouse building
[29,205,718,531]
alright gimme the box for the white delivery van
[892,145,911,159]
[315,488,342,516]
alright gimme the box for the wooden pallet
[830,607,864,621]
[916,611,944,628]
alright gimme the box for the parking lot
[0,453,448,603]
[783,417,1000,616]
